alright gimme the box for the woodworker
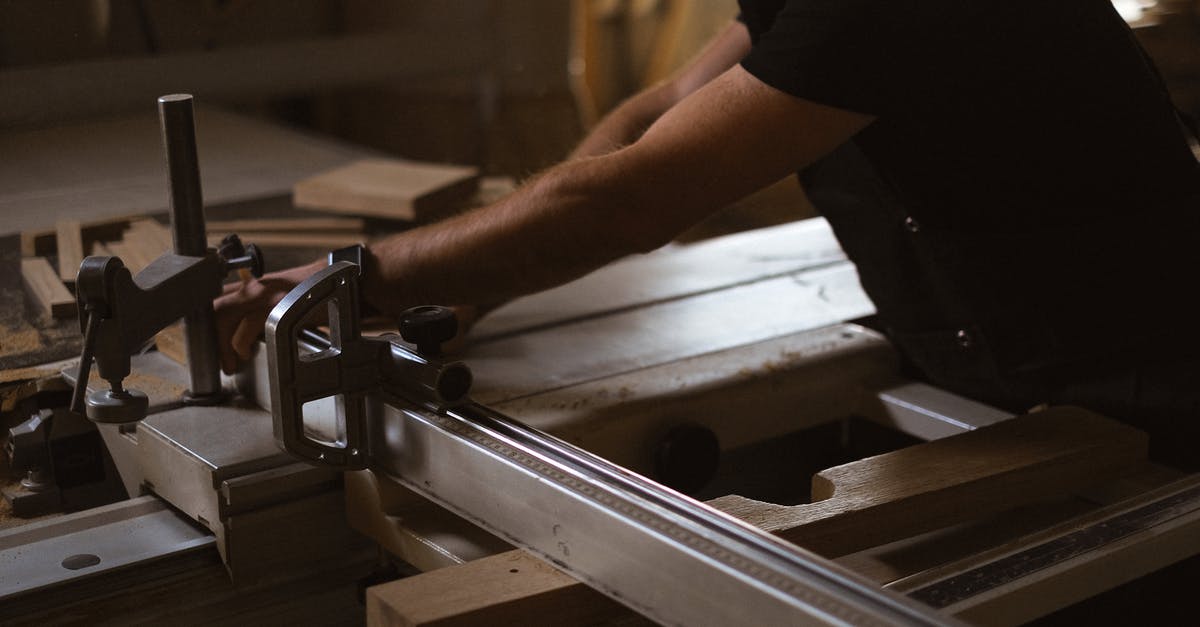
[216,1,1200,468]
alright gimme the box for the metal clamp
[266,262,380,470]
[265,262,474,470]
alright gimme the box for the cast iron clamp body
[266,262,472,469]
[70,94,261,423]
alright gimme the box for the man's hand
[214,260,324,374]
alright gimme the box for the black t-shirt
[737,0,1200,399]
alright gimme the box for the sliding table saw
[3,96,1200,626]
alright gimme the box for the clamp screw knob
[399,306,458,357]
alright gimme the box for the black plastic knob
[399,306,458,357]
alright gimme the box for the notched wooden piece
[709,407,1148,557]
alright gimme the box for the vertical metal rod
[158,94,206,256]
[158,94,222,401]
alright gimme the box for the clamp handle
[266,262,384,469]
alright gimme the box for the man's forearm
[569,83,677,160]
[361,157,662,316]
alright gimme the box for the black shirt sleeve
[738,0,935,116]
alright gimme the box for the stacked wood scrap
[18,217,172,320]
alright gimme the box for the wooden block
[20,257,76,319]
[293,158,479,221]
[55,219,83,285]
[365,408,1147,625]
[205,217,366,233]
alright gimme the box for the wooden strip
[20,257,76,319]
[207,232,365,249]
[293,158,479,222]
[205,217,366,233]
[54,219,84,285]
[90,240,112,256]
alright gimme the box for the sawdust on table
[0,327,41,357]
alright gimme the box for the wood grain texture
[54,219,83,285]
[708,407,1148,558]
[293,158,479,221]
[367,551,637,627]
[20,257,76,319]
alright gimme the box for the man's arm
[215,65,873,373]
[570,20,751,159]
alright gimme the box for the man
[217,2,1199,466]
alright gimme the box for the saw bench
[2,97,1199,626]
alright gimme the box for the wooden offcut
[293,158,479,221]
[55,219,83,286]
[20,257,76,319]
[710,407,1148,557]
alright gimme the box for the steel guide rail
[369,395,954,626]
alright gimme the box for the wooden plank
[707,407,1148,557]
[888,474,1200,626]
[55,219,84,285]
[466,262,873,405]
[207,232,365,249]
[204,217,365,233]
[365,408,1147,626]
[20,257,76,319]
[470,218,847,341]
[293,158,479,222]
[366,551,636,627]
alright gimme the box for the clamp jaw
[266,262,472,469]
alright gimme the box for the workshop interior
[2,1,1200,625]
